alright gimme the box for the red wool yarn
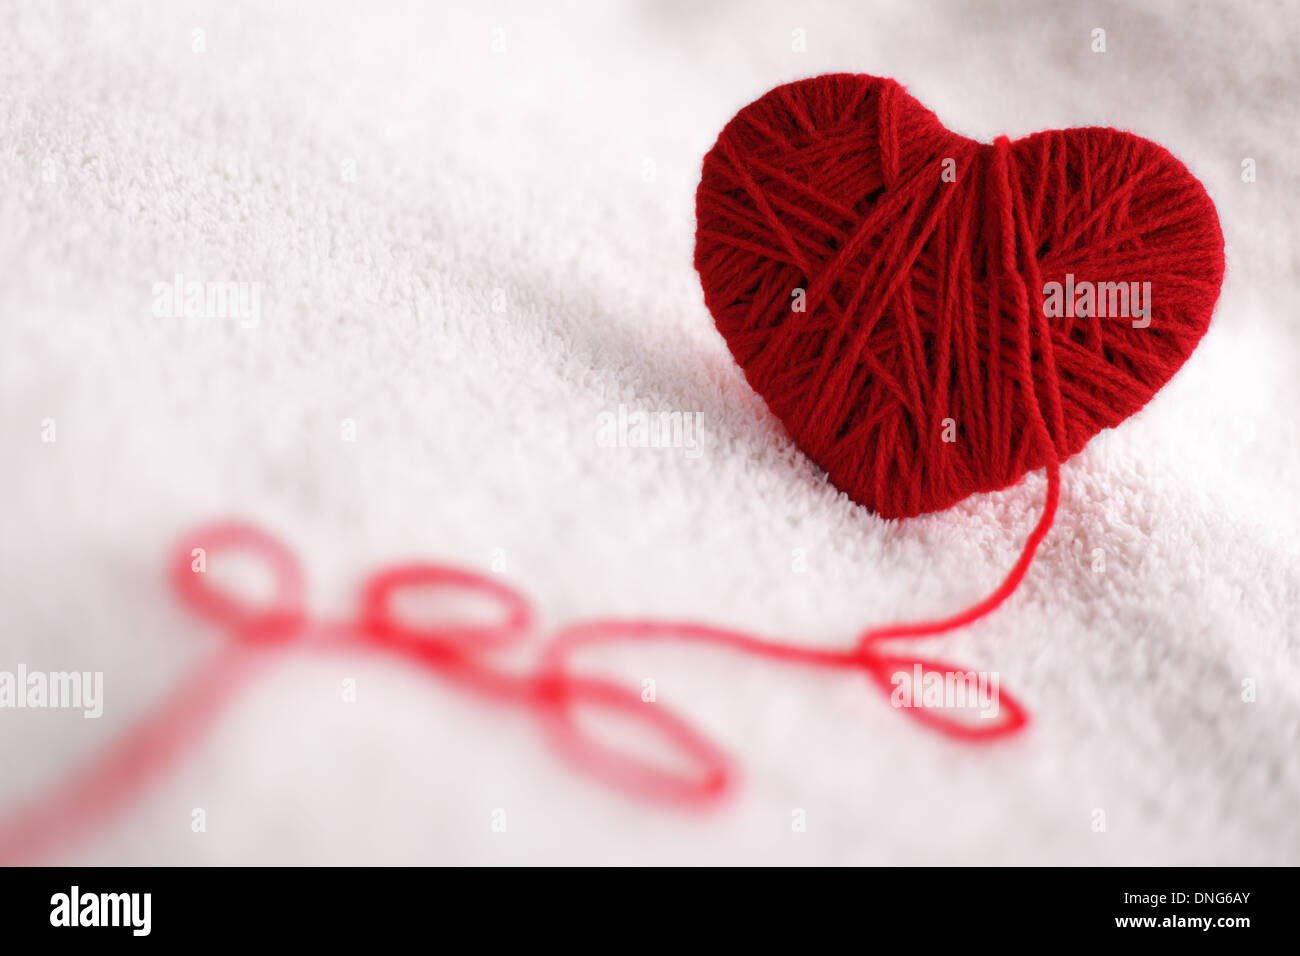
[689,72,1225,696]
[0,77,1229,861]
[695,73,1225,520]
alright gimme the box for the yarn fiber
[695,74,1225,518]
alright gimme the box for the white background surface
[1,0,1297,864]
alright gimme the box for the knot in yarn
[694,73,1224,518]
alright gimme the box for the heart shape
[694,74,1224,519]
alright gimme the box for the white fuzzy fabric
[2,0,1297,865]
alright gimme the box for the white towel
[1,0,1296,864]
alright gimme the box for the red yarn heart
[695,74,1224,519]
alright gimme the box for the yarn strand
[0,499,1041,863]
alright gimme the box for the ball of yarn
[694,74,1224,518]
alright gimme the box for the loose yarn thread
[0,517,1032,863]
